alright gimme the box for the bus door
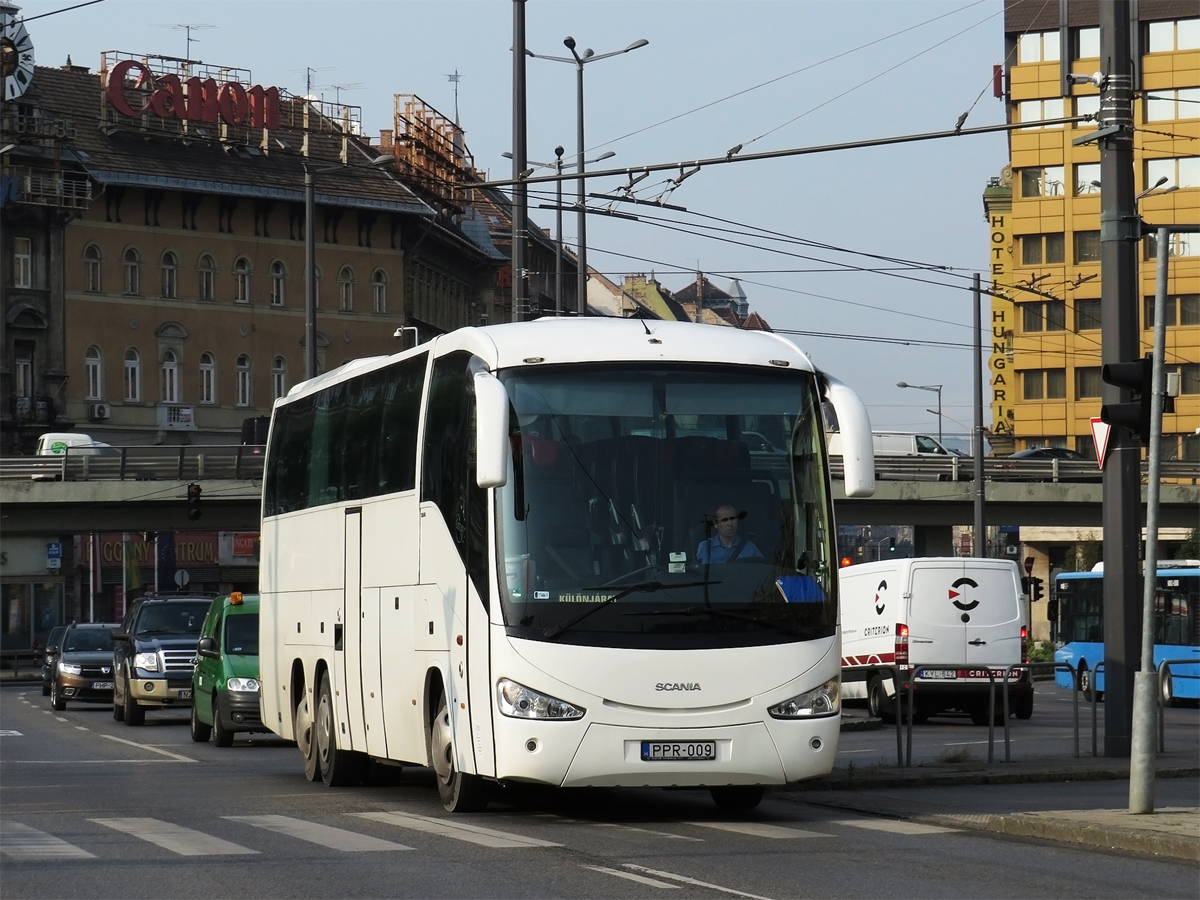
[339,508,367,751]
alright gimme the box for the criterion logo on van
[949,577,980,611]
[874,580,887,615]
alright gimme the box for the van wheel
[429,692,491,812]
[294,685,320,782]
[213,695,234,748]
[123,676,145,726]
[1014,691,1034,720]
[710,786,764,811]
[868,676,895,724]
[190,702,211,742]
[50,680,66,712]
[315,671,365,786]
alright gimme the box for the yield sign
[1090,417,1112,469]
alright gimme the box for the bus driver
[696,504,764,564]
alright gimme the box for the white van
[35,432,114,456]
[826,431,951,457]
[839,557,1032,724]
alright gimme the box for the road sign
[174,569,190,587]
[46,542,62,570]
[1090,417,1112,469]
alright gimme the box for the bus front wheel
[1079,663,1103,703]
[430,693,491,813]
[316,671,365,786]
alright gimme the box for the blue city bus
[1054,567,1200,704]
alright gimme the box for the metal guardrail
[827,457,1197,484]
[0,445,265,482]
[1157,657,1199,753]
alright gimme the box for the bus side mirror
[473,370,510,489]
[821,373,875,498]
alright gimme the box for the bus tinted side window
[343,371,383,501]
[309,382,348,506]
[378,353,427,494]
[265,395,314,514]
[422,352,489,605]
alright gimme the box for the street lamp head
[581,48,594,60]
[501,151,513,159]
[896,381,908,389]
[625,38,649,52]
[555,145,565,159]
[369,154,392,167]
[563,36,576,50]
[594,150,616,161]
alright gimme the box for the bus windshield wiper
[633,606,803,636]
[543,580,720,639]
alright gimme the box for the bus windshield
[496,363,836,649]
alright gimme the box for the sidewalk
[780,746,1200,862]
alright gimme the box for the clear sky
[22,0,1010,442]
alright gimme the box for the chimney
[379,129,394,151]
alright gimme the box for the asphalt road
[2,683,1196,900]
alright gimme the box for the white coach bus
[259,318,874,811]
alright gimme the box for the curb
[781,765,1200,792]
[949,811,1200,862]
[839,716,883,733]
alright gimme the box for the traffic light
[186,483,202,521]
[888,537,896,553]
[1031,576,1044,603]
[1100,355,1172,444]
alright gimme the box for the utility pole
[510,0,529,322]
[1097,0,1139,758]
[972,273,985,555]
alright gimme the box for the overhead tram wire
[582,0,990,154]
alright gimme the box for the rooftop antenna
[155,24,215,62]
[446,69,462,124]
[290,66,335,98]
[324,82,364,106]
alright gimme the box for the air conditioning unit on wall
[88,403,110,420]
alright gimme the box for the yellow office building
[986,3,1198,462]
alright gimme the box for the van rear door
[958,564,1021,666]
[907,561,970,666]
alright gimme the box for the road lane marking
[224,815,413,852]
[90,818,257,856]
[827,817,960,835]
[686,821,831,839]
[101,734,196,762]
[0,822,95,860]
[54,717,68,722]
[624,864,776,899]
[584,865,680,888]
[589,822,704,841]
[75,726,89,731]
[0,730,23,736]
[352,811,560,848]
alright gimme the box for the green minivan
[190,593,262,747]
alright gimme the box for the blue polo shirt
[696,536,763,564]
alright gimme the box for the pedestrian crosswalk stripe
[589,822,704,841]
[624,864,776,900]
[352,811,560,848]
[687,821,831,839]
[583,865,681,888]
[0,822,94,860]
[827,818,960,835]
[90,818,258,856]
[224,815,413,852]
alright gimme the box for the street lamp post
[504,147,615,315]
[528,35,648,316]
[897,381,943,445]
[303,154,392,380]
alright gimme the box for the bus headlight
[59,662,82,675]
[768,678,840,719]
[134,652,159,672]
[227,677,260,693]
[497,679,585,720]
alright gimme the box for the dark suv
[111,593,214,726]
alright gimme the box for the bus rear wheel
[1079,663,1103,703]
[316,671,365,786]
[295,683,320,782]
[430,693,490,812]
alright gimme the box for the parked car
[1007,447,1088,461]
[49,623,120,711]
[191,593,263,747]
[111,592,214,725]
[40,624,69,697]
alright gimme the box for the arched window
[198,254,216,302]
[84,244,101,293]
[85,346,102,400]
[236,354,251,407]
[160,250,179,299]
[270,260,286,306]
[199,352,215,404]
[372,269,387,313]
[233,257,251,303]
[161,349,179,403]
[124,348,141,401]
[272,355,287,399]
[123,248,141,295]
[338,266,354,311]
